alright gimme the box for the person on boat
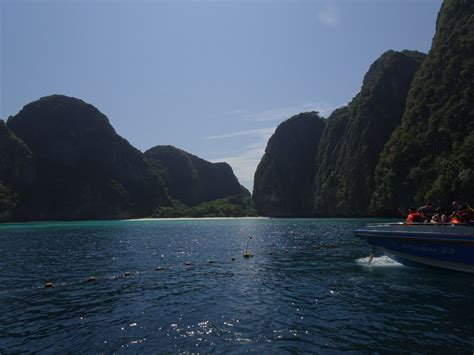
[431,208,449,224]
[450,212,464,224]
[406,208,422,224]
[452,201,463,212]
[431,208,442,224]
[450,205,470,225]
[441,210,449,223]
[467,205,474,225]
[418,202,433,221]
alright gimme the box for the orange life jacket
[407,213,420,223]
[451,217,461,224]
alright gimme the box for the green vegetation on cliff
[371,0,474,213]
[253,112,326,217]
[7,95,170,220]
[152,195,257,218]
[253,0,473,217]
[314,50,426,216]
[0,120,35,220]
[145,145,244,206]
[0,120,34,186]
[0,183,17,221]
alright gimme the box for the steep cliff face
[371,0,474,213]
[7,95,170,220]
[313,50,426,216]
[312,107,350,216]
[0,121,35,221]
[145,145,243,205]
[253,112,326,217]
[0,120,35,186]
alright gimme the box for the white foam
[355,255,403,267]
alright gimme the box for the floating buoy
[123,272,131,277]
[87,276,97,283]
[44,282,53,288]
[243,236,253,258]
[231,257,236,261]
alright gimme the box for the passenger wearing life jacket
[450,213,463,224]
[418,202,434,222]
[406,208,422,224]
[450,205,470,225]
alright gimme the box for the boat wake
[355,255,403,267]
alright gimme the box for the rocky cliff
[371,0,474,213]
[145,145,244,205]
[313,50,426,216]
[253,112,326,217]
[6,95,170,220]
[0,121,35,220]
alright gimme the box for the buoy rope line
[0,254,256,295]
[0,242,345,295]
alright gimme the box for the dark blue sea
[1,218,473,353]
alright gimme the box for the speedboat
[354,222,474,273]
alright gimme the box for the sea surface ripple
[0,218,473,353]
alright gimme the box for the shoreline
[125,216,270,221]
[0,216,400,225]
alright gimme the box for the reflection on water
[0,218,473,353]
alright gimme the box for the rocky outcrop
[0,121,35,221]
[253,112,326,217]
[145,145,243,205]
[313,50,426,216]
[6,95,170,220]
[371,0,474,213]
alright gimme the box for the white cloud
[203,127,275,140]
[242,102,334,122]
[317,2,340,27]
[226,109,247,115]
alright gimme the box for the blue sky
[1,0,442,190]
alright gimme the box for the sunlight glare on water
[0,218,473,353]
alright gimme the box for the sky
[1,0,442,191]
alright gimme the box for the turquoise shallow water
[0,218,473,353]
